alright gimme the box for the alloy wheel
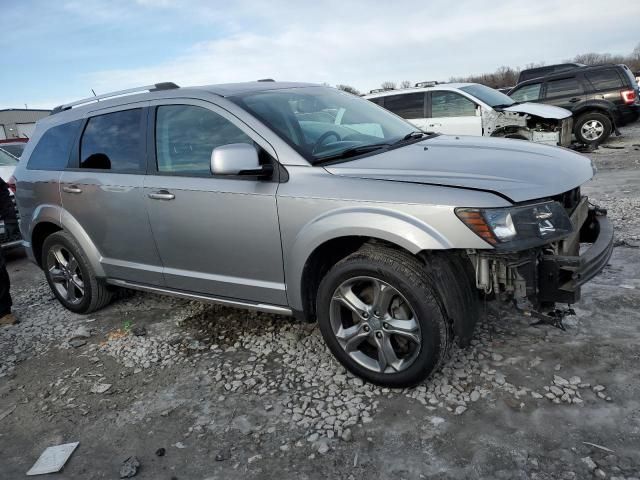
[581,119,604,141]
[329,276,421,374]
[47,245,85,305]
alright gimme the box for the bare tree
[336,84,361,95]
[399,80,412,88]
[380,81,397,90]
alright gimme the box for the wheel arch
[572,103,617,124]
[287,207,454,320]
[28,205,105,277]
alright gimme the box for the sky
[1,0,639,109]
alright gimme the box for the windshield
[230,87,419,164]
[0,148,18,167]
[459,84,516,108]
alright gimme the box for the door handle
[428,123,442,127]
[569,97,580,103]
[148,190,175,201]
[62,185,82,194]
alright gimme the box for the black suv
[509,64,640,144]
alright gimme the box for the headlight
[456,201,573,250]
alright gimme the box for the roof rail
[369,88,394,94]
[51,82,180,115]
[415,81,438,88]
[257,78,275,82]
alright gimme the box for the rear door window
[27,120,82,170]
[545,77,583,98]
[510,83,542,102]
[431,91,476,117]
[80,109,145,172]
[585,69,624,91]
[382,93,425,119]
[155,105,253,175]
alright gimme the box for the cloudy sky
[1,0,639,109]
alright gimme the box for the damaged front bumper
[537,209,613,304]
[471,200,613,308]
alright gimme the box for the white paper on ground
[26,442,79,476]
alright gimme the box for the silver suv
[14,82,613,387]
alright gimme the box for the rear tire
[316,246,452,387]
[575,112,612,145]
[42,231,112,314]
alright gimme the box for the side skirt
[106,279,293,316]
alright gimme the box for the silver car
[13,82,613,387]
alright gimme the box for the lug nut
[374,310,380,316]
[363,325,370,332]
[375,332,383,339]
[363,312,369,318]
[383,322,389,329]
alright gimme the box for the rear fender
[29,204,105,277]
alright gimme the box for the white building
[0,109,50,140]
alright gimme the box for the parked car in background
[0,148,21,249]
[0,138,28,158]
[14,82,613,387]
[509,64,640,145]
[365,82,573,146]
[517,63,585,84]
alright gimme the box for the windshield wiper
[394,131,429,144]
[314,143,390,164]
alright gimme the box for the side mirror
[210,143,273,177]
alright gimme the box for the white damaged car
[365,82,573,147]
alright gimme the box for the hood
[501,102,572,120]
[325,135,594,203]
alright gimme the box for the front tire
[42,231,112,314]
[575,111,612,145]
[316,246,451,387]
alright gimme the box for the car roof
[40,81,322,127]
[196,81,319,96]
[364,83,476,98]
[513,63,628,88]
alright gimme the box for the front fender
[285,206,454,311]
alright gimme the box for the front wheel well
[299,237,420,323]
[31,222,63,267]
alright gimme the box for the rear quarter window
[27,120,82,170]
[585,69,624,91]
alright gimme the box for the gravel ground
[1,126,640,479]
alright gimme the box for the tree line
[337,42,640,95]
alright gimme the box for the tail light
[7,175,16,194]
[621,89,637,104]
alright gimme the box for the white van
[365,82,573,146]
